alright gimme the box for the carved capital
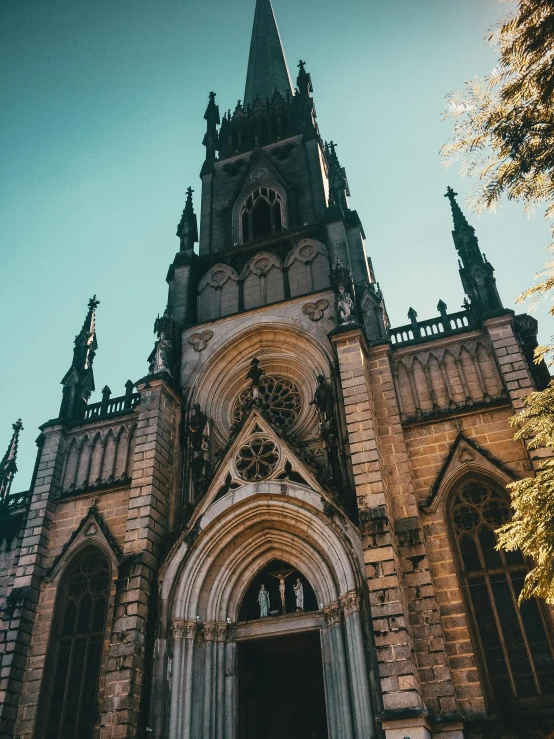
[172,619,198,640]
[339,590,361,616]
[203,622,217,642]
[216,624,228,643]
[324,602,341,627]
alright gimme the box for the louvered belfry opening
[39,548,110,739]
[451,477,554,703]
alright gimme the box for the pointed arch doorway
[237,559,328,739]
[238,631,328,739]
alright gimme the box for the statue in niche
[337,285,356,325]
[293,578,304,611]
[269,567,294,613]
[258,583,270,618]
[189,403,207,452]
[310,377,343,492]
[310,376,335,426]
[189,404,209,492]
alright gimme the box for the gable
[421,433,517,513]
[46,505,122,582]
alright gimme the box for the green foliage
[442,0,554,604]
[442,0,554,327]
[496,382,554,604]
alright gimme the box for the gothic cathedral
[2,2,554,738]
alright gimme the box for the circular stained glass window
[232,376,302,430]
[236,437,279,481]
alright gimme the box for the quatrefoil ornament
[189,330,214,352]
[302,299,329,322]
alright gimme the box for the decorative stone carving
[172,620,198,640]
[331,259,357,326]
[337,286,355,325]
[339,590,361,616]
[324,603,341,627]
[310,376,342,491]
[302,299,328,322]
[250,167,268,181]
[189,330,213,352]
[203,623,217,642]
[148,311,178,377]
[188,404,210,492]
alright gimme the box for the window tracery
[240,186,284,243]
[232,376,302,430]
[235,437,279,481]
[451,478,554,702]
[40,548,110,739]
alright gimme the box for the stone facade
[2,2,554,738]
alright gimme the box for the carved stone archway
[154,485,377,739]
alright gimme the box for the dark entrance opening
[238,631,329,739]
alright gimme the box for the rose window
[235,437,279,481]
[232,376,302,430]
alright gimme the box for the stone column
[324,603,354,739]
[340,591,374,739]
[8,424,66,739]
[202,623,217,738]
[320,626,339,739]
[168,620,197,739]
[215,625,227,739]
[224,641,237,739]
[100,377,181,739]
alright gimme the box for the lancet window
[451,477,554,703]
[39,548,110,739]
[240,186,284,243]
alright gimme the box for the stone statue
[337,285,355,325]
[269,568,293,613]
[293,578,304,611]
[258,583,270,618]
[310,376,335,426]
[189,403,207,452]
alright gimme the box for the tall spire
[244,0,293,107]
[444,188,503,318]
[0,420,23,502]
[59,296,99,421]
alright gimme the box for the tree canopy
[442,0,554,604]
[442,0,554,329]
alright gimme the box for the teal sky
[1,0,550,488]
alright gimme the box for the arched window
[39,548,110,739]
[240,187,284,243]
[451,478,554,703]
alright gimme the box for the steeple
[0,419,23,502]
[444,187,503,319]
[59,296,99,421]
[244,0,293,107]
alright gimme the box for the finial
[176,187,198,247]
[0,419,24,502]
[444,185,470,232]
[298,59,306,71]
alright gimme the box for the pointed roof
[0,419,23,502]
[244,0,293,107]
